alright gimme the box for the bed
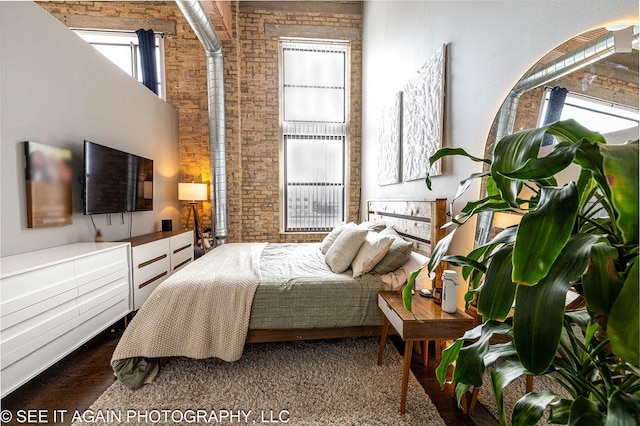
[112,199,447,388]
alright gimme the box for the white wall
[361,0,638,307]
[1,2,181,257]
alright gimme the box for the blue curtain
[542,86,568,146]
[135,29,158,95]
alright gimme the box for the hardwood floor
[1,323,496,425]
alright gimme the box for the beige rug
[75,338,445,425]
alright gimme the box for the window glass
[539,89,638,135]
[281,41,349,232]
[73,30,164,99]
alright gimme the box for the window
[73,30,165,99]
[280,40,349,232]
[538,89,639,135]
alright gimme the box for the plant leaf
[453,321,513,387]
[477,247,516,321]
[607,259,640,365]
[427,228,456,275]
[454,172,490,202]
[455,382,471,408]
[569,396,606,425]
[490,360,529,426]
[514,233,601,374]
[500,140,584,180]
[605,390,640,426]
[600,141,639,245]
[426,147,490,190]
[436,325,484,386]
[491,119,605,208]
[512,183,579,285]
[512,390,559,426]
[491,126,548,207]
[582,241,624,315]
[549,398,572,424]
[402,268,422,312]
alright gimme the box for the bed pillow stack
[351,232,395,277]
[322,222,409,277]
[320,222,350,254]
[371,228,414,274]
[324,223,369,273]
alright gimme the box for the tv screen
[84,141,153,215]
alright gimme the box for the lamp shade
[178,182,208,201]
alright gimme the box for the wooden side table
[377,291,474,414]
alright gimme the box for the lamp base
[188,202,207,254]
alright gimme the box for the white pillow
[320,222,350,254]
[359,220,386,232]
[325,225,368,273]
[380,251,431,290]
[351,232,395,278]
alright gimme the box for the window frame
[278,38,351,234]
[537,87,639,135]
[73,29,166,100]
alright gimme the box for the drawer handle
[138,254,167,269]
[173,244,192,254]
[173,258,191,271]
[139,271,168,289]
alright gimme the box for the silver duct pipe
[176,0,228,245]
[494,25,639,142]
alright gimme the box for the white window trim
[278,38,351,234]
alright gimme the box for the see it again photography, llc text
[1,408,291,424]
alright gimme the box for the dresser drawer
[1,262,75,305]
[131,239,171,310]
[1,305,79,368]
[378,293,405,337]
[170,231,193,272]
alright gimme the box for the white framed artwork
[402,44,447,181]
[377,91,402,186]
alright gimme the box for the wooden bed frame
[245,199,448,343]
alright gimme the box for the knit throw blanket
[111,243,265,389]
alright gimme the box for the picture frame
[24,141,73,228]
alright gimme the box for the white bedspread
[111,243,265,387]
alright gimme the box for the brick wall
[232,4,363,243]
[38,1,362,243]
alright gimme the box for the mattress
[249,243,385,329]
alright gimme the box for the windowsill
[279,231,328,236]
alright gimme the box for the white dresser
[0,242,130,398]
[122,230,193,310]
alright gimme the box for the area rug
[74,338,445,425]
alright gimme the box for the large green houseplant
[403,119,639,425]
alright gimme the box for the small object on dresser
[161,219,172,232]
[419,288,432,298]
[94,229,104,243]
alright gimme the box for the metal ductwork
[494,25,639,143]
[176,0,228,245]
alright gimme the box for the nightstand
[377,291,474,414]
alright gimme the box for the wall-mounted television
[83,141,153,215]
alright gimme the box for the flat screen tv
[83,141,153,215]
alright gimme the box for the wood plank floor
[1,321,496,425]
